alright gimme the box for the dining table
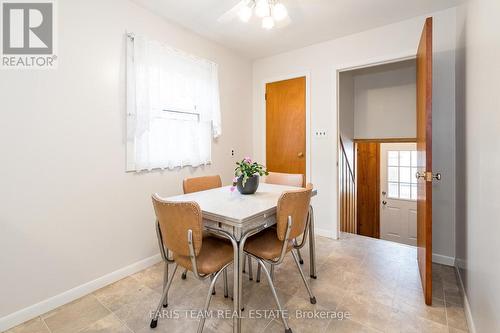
[164,182,318,333]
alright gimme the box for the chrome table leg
[308,205,317,279]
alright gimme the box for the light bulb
[272,3,287,21]
[238,5,252,22]
[255,0,270,18]
[262,16,275,30]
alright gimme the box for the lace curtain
[127,34,221,171]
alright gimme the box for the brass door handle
[297,152,304,158]
[416,171,442,181]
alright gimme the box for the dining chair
[243,185,316,333]
[151,194,234,332]
[181,175,223,280]
[265,172,304,187]
[243,172,306,280]
[183,175,222,194]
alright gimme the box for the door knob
[416,171,442,181]
[297,152,304,158]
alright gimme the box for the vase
[236,175,259,195]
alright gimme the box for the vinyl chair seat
[244,228,293,260]
[174,236,233,275]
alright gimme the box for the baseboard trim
[432,253,455,266]
[315,227,336,239]
[0,254,162,332]
[455,265,476,333]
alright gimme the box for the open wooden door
[416,17,433,305]
[266,77,306,182]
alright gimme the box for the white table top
[163,183,312,224]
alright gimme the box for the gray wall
[455,1,500,332]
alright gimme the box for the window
[387,150,418,200]
[126,35,221,171]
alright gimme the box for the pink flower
[243,156,252,163]
[230,186,236,192]
[233,177,239,183]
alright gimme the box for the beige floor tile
[79,314,131,333]
[261,319,289,333]
[325,318,380,333]
[4,317,50,333]
[393,297,447,326]
[93,277,148,312]
[42,295,110,333]
[134,319,199,333]
[445,301,469,331]
[111,287,162,332]
[337,293,396,332]
[7,233,470,333]
[283,294,330,333]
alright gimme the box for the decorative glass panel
[411,167,418,184]
[400,151,411,167]
[388,182,399,198]
[400,167,411,183]
[388,151,399,166]
[411,151,418,166]
[411,185,418,200]
[388,167,399,182]
[400,183,411,200]
[386,148,417,201]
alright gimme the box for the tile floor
[5,233,469,333]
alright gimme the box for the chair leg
[248,256,253,281]
[223,268,229,298]
[197,268,225,333]
[257,259,292,333]
[296,249,304,265]
[291,250,316,304]
[182,269,188,280]
[242,253,246,273]
[151,264,178,328]
[210,274,216,295]
[270,264,275,281]
[162,263,169,307]
[256,264,261,283]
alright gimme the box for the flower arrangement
[231,157,269,192]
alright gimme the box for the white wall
[338,71,355,167]
[455,0,500,332]
[253,8,457,260]
[0,0,252,327]
[353,60,416,139]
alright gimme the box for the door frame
[261,72,311,183]
[333,52,417,239]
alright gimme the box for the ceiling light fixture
[262,16,275,30]
[238,0,288,30]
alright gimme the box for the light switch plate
[314,130,327,138]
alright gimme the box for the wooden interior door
[416,17,433,305]
[266,77,306,181]
[356,142,380,238]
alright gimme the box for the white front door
[380,143,417,246]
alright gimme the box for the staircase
[339,138,356,234]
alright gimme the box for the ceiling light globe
[255,0,270,18]
[238,5,252,22]
[272,3,287,21]
[262,16,275,29]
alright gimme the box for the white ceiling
[131,0,463,59]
